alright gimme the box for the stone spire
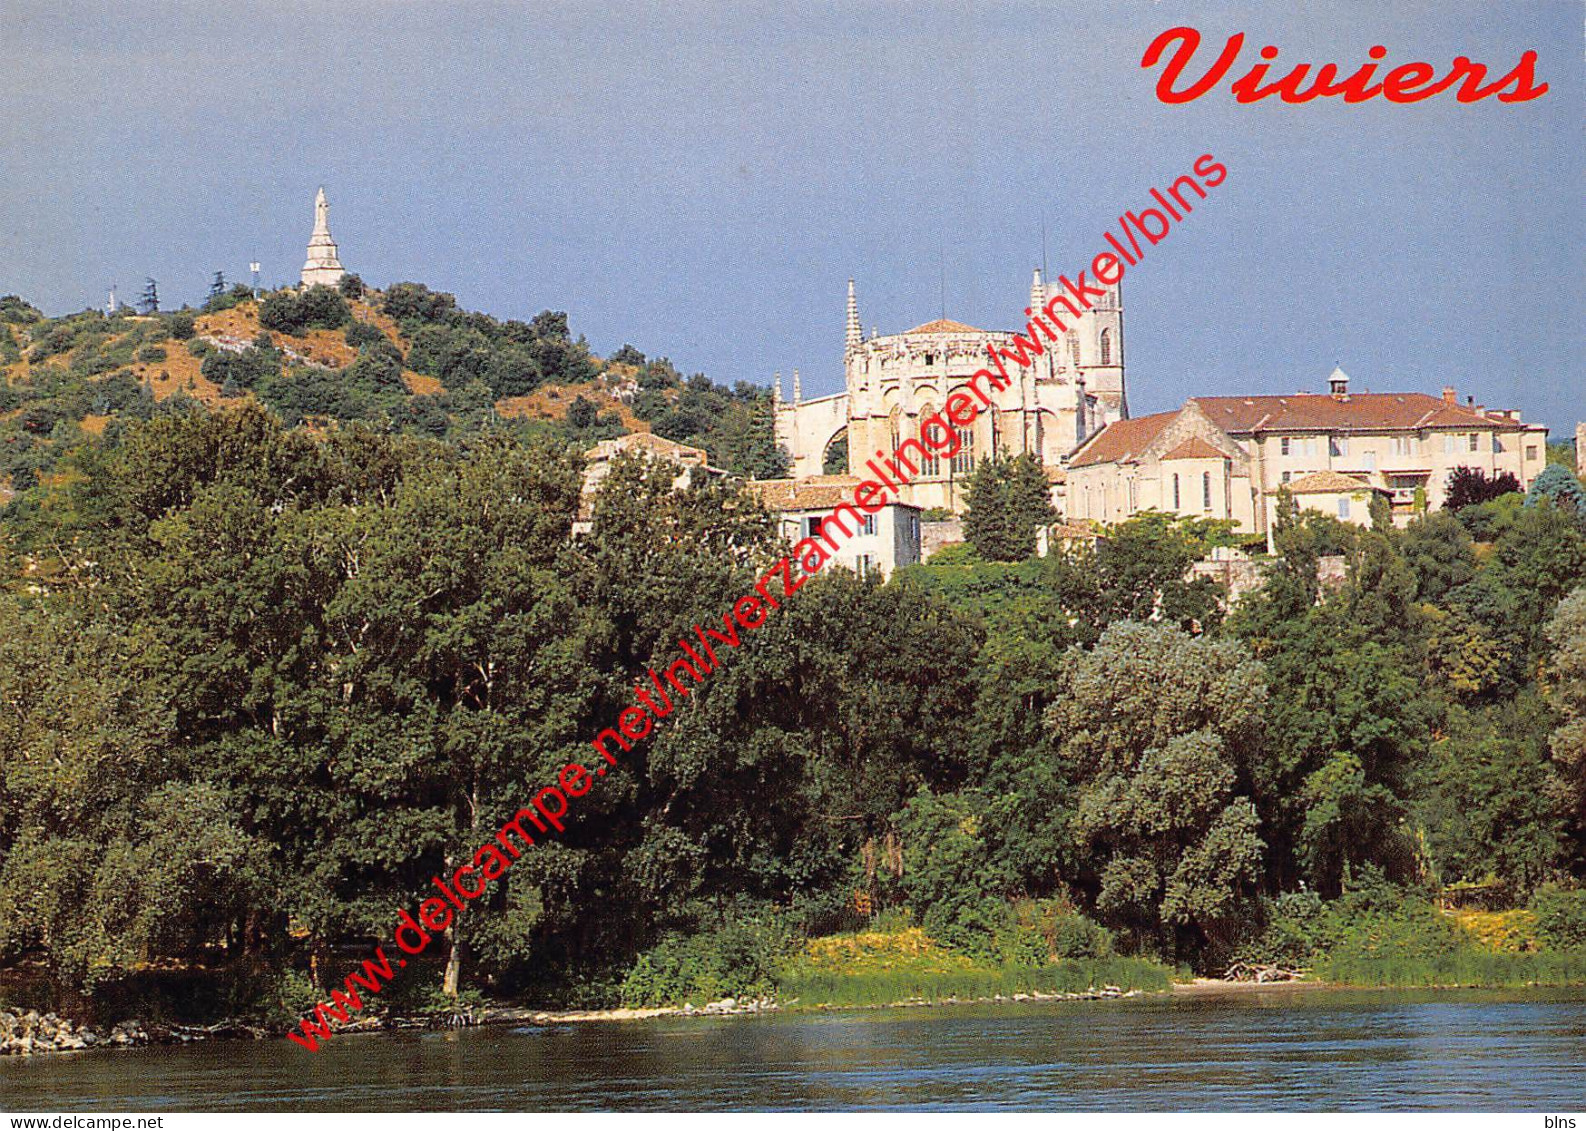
[772,370,782,406]
[300,187,346,289]
[846,279,862,350]
[1030,267,1044,314]
[792,368,801,404]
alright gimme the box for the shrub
[344,320,386,348]
[619,919,790,1007]
[201,343,282,392]
[382,282,458,324]
[259,287,350,334]
[296,285,351,331]
[345,341,405,393]
[247,970,322,1031]
[136,345,168,364]
[995,901,1112,966]
[0,295,42,323]
[1529,885,1586,951]
[165,310,197,340]
[1446,466,1521,511]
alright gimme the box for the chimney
[1442,386,1457,404]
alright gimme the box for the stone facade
[1068,371,1550,535]
[774,274,1126,514]
[576,431,724,532]
[746,476,922,579]
[300,187,346,289]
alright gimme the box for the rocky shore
[0,985,1153,1055]
[0,1010,151,1056]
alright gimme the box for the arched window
[919,404,940,476]
[1067,331,1080,369]
[1099,328,1113,366]
[951,429,975,476]
[1202,471,1212,510]
[1172,473,1180,510]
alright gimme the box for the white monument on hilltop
[299,187,346,289]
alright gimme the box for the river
[3,986,1583,1111]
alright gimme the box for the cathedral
[774,273,1128,512]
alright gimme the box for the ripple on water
[1,989,1583,1111]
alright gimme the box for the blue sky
[1,0,1580,429]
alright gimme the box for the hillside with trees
[0,281,786,525]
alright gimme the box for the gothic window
[1172,473,1181,510]
[950,429,975,475]
[919,404,941,476]
[1099,328,1112,366]
[1202,471,1212,510]
[1067,331,1080,369]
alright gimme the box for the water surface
[3,987,1583,1111]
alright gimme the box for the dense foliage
[2,286,1584,1023]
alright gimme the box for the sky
[0,0,1581,430]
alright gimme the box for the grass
[776,927,1175,1008]
[778,957,1174,1008]
[1316,949,1586,989]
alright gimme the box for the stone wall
[1189,553,1348,604]
[921,519,965,561]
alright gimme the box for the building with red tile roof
[1068,370,1548,536]
[744,476,921,579]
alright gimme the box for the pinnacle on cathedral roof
[846,279,861,349]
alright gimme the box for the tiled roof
[747,476,916,512]
[1161,437,1229,461]
[585,431,708,464]
[1068,411,1177,468]
[1190,393,1508,433]
[904,318,984,335]
[1278,471,1382,495]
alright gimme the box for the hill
[0,281,785,503]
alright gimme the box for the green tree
[963,456,1055,562]
[1545,587,1586,856]
[1046,622,1266,959]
